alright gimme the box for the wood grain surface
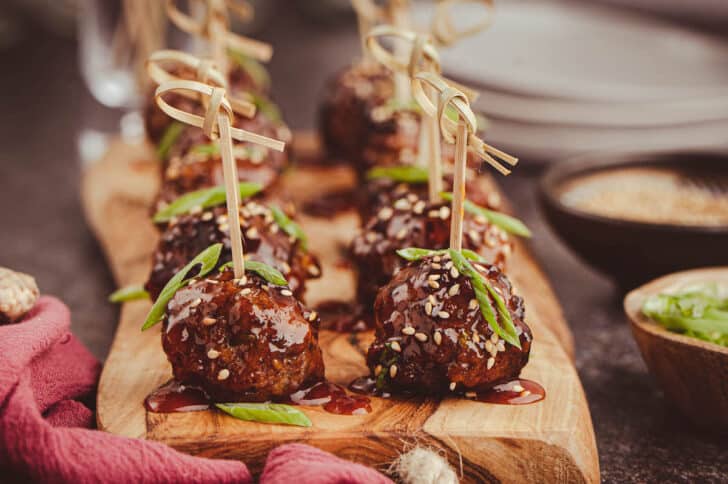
[82,135,598,482]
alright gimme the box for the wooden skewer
[431,0,494,47]
[154,78,285,278]
[450,121,468,251]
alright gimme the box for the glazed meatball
[145,202,320,300]
[351,196,512,312]
[367,253,531,394]
[319,61,394,163]
[162,268,324,402]
[154,121,290,210]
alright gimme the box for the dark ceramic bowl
[539,150,728,290]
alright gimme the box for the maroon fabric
[0,296,391,484]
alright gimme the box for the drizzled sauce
[289,381,372,415]
[145,380,211,413]
[145,380,371,416]
[474,379,545,405]
[303,189,358,217]
[349,377,545,405]
[315,300,370,332]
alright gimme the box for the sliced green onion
[249,92,281,123]
[108,284,149,303]
[219,260,288,286]
[270,205,308,250]
[153,182,262,223]
[366,165,429,184]
[142,244,223,331]
[156,122,184,160]
[216,403,311,427]
[228,49,271,91]
[191,143,219,155]
[440,192,531,238]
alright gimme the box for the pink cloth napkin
[0,296,391,484]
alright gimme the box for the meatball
[162,268,324,402]
[350,196,512,313]
[367,253,532,394]
[319,61,394,163]
[145,202,320,300]
[361,176,502,222]
[154,120,290,210]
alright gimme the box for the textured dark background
[0,5,726,483]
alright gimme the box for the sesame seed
[270,224,280,234]
[281,262,291,274]
[280,289,293,297]
[438,311,450,319]
[434,331,442,345]
[407,193,418,203]
[390,341,402,352]
[428,210,440,218]
[307,265,320,277]
[485,340,494,353]
[246,227,259,239]
[389,365,398,378]
[217,369,230,380]
[190,205,202,215]
[413,201,426,214]
[216,215,228,224]
[428,274,441,281]
[465,391,477,398]
[237,276,248,286]
[448,284,460,296]
[308,311,318,322]
[393,198,411,210]
[487,357,495,370]
[240,288,252,296]
[425,302,433,315]
[207,349,220,359]
[491,333,499,344]
[378,207,393,221]
[218,223,229,232]
[431,263,442,270]
[468,230,480,243]
[202,317,216,325]
[449,382,457,391]
[439,206,450,220]
[402,326,415,335]
[474,214,487,225]
[428,295,437,304]
[365,232,377,243]
[190,298,202,308]
[444,261,453,270]
[415,332,428,342]
[512,384,525,393]
[497,341,506,352]
[450,267,460,279]
[428,280,440,289]
[433,256,441,262]
[395,228,407,240]
[201,212,213,221]
[473,332,481,344]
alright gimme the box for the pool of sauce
[302,189,358,217]
[289,381,372,415]
[145,380,211,413]
[315,300,370,332]
[349,377,545,405]
[146,379,372,416]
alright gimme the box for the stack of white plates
[413,0,728,162]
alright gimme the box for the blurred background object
[0,1,727,482]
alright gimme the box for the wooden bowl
[624,268,728,432]
[539,150,728,290]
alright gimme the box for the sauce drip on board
[145,380,211,413]
[145,380,372,416]
[349,377,545,405]
[289,381,372,415]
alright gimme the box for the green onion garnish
[270,205,308,250]
[642,284,728,347]
[216,403,311,427]
[108,284,149,303]
[156,122,184,160]
[249,92,281,123]
[153,182,262,223]
[228,48,271,91]
[142,243,223,331]
[366,165,429,184]
[440,192,531,238]
[219,260,288,286]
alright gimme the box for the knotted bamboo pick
[146,49,255,118]
[165,0,272,78]
[350,0,385,59]
[367,26,477,202]
[412,72,517,251]
[154,79,285,278]
[430,0,494,47]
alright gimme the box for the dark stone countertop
[0,8,725,483]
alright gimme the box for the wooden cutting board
[82,134,598,483]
